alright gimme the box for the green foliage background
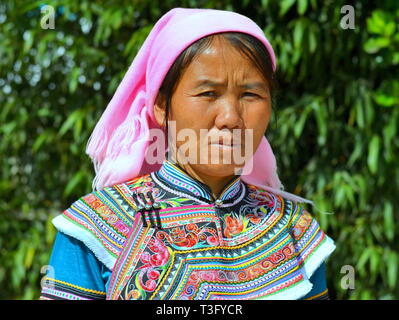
[0,0,398,299]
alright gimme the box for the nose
[214,95,244,130]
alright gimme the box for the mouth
[209,142,241,149]
[209,137,241,147]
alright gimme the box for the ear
[153,95,166,128]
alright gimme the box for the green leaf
[279,0,296,16]
[355,99,365,128]
[261,0,270,7]
[383,202,394,241]
[59,110,82,136]
[334,186,346,207]
[367,10,390,35]
[374,92,398,107]
[370,247,380,276]
[64,171,85,197]
[367,135,380,174]
[386,251,398,289]
[347,135,363,166]
[294,105,311,138]
[24,247,35,269]
[111,10,123,29]
[73,117,83,141]
[46,215,57,245]
[32,130,54,152]
[68,67,81,93]
[312,100,327,146]
[293,19,306,49]
[297,0,308,15]
[343,184,355,206]
[374,80,399,107]
[22,30,34,55]
[382,111,398,161]
[1,122,17,135]
[383,21,396,37]
[309,0,317,9]
[308,27,317,53]
[364,37,390,54]
[357,248,371,274]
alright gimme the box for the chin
[195,162,244,178]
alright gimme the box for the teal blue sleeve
[40,231,112,300]
[300,262,330,300]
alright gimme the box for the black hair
[155,32,278,139]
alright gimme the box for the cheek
[244,102,271,132]
[171,97,212,128]
[170,98,211,151]
[242,103,271,152]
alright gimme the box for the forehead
[184,36,265,80]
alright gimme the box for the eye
[198,91,217,97]
[242,92,260,98]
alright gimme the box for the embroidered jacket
[40,159,336,300]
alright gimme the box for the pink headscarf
[86,7,312,204]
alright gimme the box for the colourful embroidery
[127,236,173,300]
[222,212,250,238]
[49,159,335,300]
[40,278,107,300]
[156,222,219,249]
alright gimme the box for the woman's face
[154,36,272,179]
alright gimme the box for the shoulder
[244,182,302,222]
[52,174,151,270]
[244,182,336,278]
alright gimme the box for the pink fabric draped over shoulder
[85,7,312,204]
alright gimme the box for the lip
[209,137,241,146]
[209,143,240,148]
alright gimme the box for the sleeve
[50,189,132,271]
[300,262,330,300]
[288,204,336,298]
[39,231,112,300]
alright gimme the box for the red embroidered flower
[223,215,244,238]
[201,271,216,282]
[206,235,219,246]
[174,233,198,248]
[247,213,261,224]
[170,227,186,242]
[147,269,160,280]
[145,238,170,267]
[150,252,168,267]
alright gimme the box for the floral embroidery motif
[290,209,313,240]
[222,212,250,238]
[221,205,271,238]
[102,160,335,300]
[83,193,130,236]
[130,175,161,199]
[156,222,219,249]
[45,153,335,301]
[176,241,297,300]
[124,236,172,300]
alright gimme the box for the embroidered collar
[154,159,244,204]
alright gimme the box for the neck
[168,151,236,200]
[178,163,236,200]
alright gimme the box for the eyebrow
[193,79,268,91]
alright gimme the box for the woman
[40,7,335,300]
